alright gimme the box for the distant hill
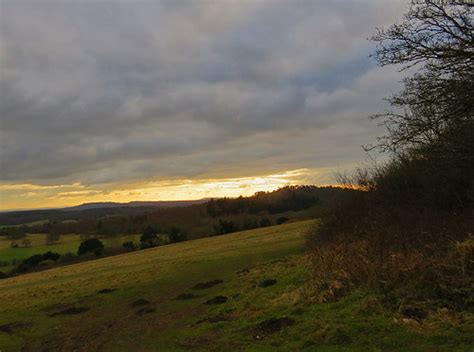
[0,199,213,226]
[64,199,211,211]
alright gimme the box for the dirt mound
[0,322,32,334]
[205,296,228,305]
[400,306,427,321]
[197,313,233,324]
[130,298,151,307]
[98,288,116,294]
[259,279,277,287]
[252,317,295,339]
[192,279,223,289]
[175,293,200,300]
[49,307,89,317]
[136,307,156,315]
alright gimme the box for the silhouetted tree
[370,1,473,157]
[368,0,474,208]
[78,238,104,256]
[213,220,239,235]
[168,227,187,243]
[139,225,162,248]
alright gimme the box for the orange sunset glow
[0,168,337,211]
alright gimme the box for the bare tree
[369,0,473,156]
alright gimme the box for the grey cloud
[0,0,406,185]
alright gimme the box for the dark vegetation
[309,0,473,314]
[259,278,277,288]
[0,186,346,240]
[251,317,295,339]
[0,186,348,278]
[9,251,61,274]
[192,279,224,290]
[175,293,200,300]
[49,306,90,317]
[205,296,228,305]
[207,185,320,216]
[77,238,104,256]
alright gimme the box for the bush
[78,238,104,256]
[139,241,153,250]
[213,219,239,235]
[42,251,60,261]
[168,227,187,243]
[308,186,474,308]
[122,241,135,250]
[57,252,75,264]
[260,218,272,227]
[277,217,289,225]
[38,259,56,267]
[22,254,44,268]
[140,226,160,247]
[14,251,62,273]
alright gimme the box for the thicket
[309,0,473,310]
[11,251,62,274]
[207,185,321,216]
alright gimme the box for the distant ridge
[63,199,212,211]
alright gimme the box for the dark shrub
[140,226,157,243]
[57,252,75,264]
[42,251,60,261]
[14,251,61,273]
[122,241,135,250]
[276,217,289,225]
[242,218,259,230]
[260,218,272,227]
[213,219,239,235]
[140,226,160,247]
[78,238,104,256]
[139,241,152,250]
[168,227,187,243]
[38,259,55,267]
[22,254,44,267]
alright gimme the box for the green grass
[0,233,141,265]
[0,220,472,352]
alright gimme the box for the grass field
[0,233,141,267]
[0,220,472,351]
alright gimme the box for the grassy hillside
[0,220,472,351]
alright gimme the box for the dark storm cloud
[0,0,406,185]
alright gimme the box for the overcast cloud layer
[1,0,406,193]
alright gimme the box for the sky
[0,0,407,211]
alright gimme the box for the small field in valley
[0,233,141,269]
[0,220,472,351]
